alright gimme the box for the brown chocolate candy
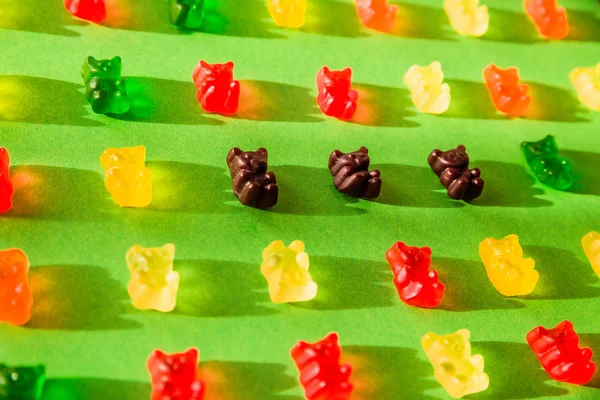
[226,148,278,209]
[328,146,381,199]
[440,168,484,201]
[428,145,469,176]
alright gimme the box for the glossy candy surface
[170,0,205,29]
[355,0,398,33]
[81,56,129,115]
[0,249,33,326]
[100,146,152,207]
[422,329,489,398]
[479,234,539,296]
[291,333,353,400]
[328,147,381,199]
[0,148,14,213]
[582,231,600,277]
[527,320,595,385]
[403,61,451,114]
[316,67,358,121]
[0,364,45,400]
[261,240,317,303]
[147,348,204,400]
[483,64,531,117]
[268,0,307,28]
[444,0,489,36]
[521,135,573,190]
[192,61,240,115]
[126,244,179,312]
[386,242,444,308]
[524,0,568,39]
[64,0,106,23]
[570,63,600,111]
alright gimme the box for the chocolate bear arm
[463,177,484,201]
[333,165,355,188]
[328,150,344,173]
[364,171,382,199]
[439,168,462,189]
[237,179,278,209]
[338,170,370,197]
[428,145,469,176]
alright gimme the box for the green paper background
[1,0,599,398]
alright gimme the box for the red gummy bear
[0,148,14,213]
[0,249,33,326]
[192,61,240,116]
[290,332,353,400]
[316,66,358,121]
[526,320,595,385]
[64,0,106,24]
[385,242,444,308]
[483,64,531,117]
[524,0,569,39]
[147,348,205,400]
[355,0,398,33]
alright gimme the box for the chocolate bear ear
[257,148,267,155]
[457,145,466,152]
[358,146,368,154]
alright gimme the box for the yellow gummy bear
[479,234,538,296]
[570,64,600,111]
[403,61,451,114]
[444,0,489,37]
[100,146,152,208]
[267,0,306,28]
[126,244,179,312]
[421,329,489,399]
[582,231,600,277]
[261,240,317,303]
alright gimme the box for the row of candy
[0,134,574,213]
[64,0,570,40]
[2,321,595,400]
[1,231,598,326]
[82,55,600,119]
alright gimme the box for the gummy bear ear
[162,243,176,258]
[225,61,234,70]
[86,56,98,66]
[456,329,471,341]
[325,332,339,344]
[421,332,438,349]
[184,348,199,361]
[33,365,45,377]
[111,56,122,64]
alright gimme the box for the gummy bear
[100,146,152,208]
[524,0,568,39]
[290,332,353,400]
[582,231,600,277]
[64,0,106,24]
[440,167,484,201]
[226,147,278,209]
[0,249,33,326]
[527,320,595,385]
[0,148,14,213]
[444,0,489,36]
[483,64,531,117]
[170,0,205,29]
[268,0,307,28]
[385,242,444,308]
[126,244,179,312]
[0,364,45,400]
[261,240,317,303]
[421,329,489,398]
[569,63,600,112]
[328,147,381,199]
[355,0,398,33]
[147,348,204,400]
[521,134,573,190]
[192,61,240,116]
[428,145,484,201]
[81,56,130,115]
[403,61,451,114]
[316,66,358,121]
[479,234,539,296]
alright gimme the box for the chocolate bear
[428,145,484,201]
[328,147,381,199]
[226,147,278,209]
[428,145,469,176]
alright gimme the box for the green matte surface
[1,0,600,398]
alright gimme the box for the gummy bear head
[386,242,432,273]
[126,244,176,287]
[481,234,523,260]
[82,56,122,83]
[291,332,342,366]
[0,249,30,284]
[0,365,45,396]
[533,157,573,190]
[262,240,308,271]
[147,348,199,387]
[227,147,268,175]
[329,147,371,172]
[422,329,471,362]
[521,135,559,162]
[100,146,147,171]
[193,61,234,86]
[318,66,353,92]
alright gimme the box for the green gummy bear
[170,0,205,29]
[85,77,130,115]
[521,135,573,190]
[81,56,123,84]
[0,364,45,400]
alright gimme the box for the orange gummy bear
[0,249,33,325]
[355,0,398,33]
[524,0,568,39]
[483,64,531,117]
